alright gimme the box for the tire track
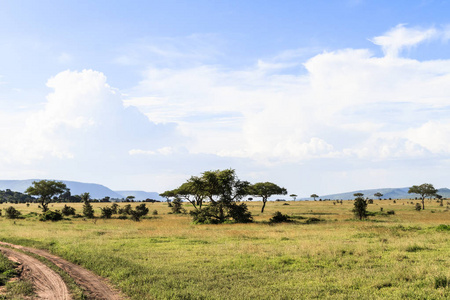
[0,242,125,300]
[0,246,71,300]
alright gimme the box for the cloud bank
[2,24,450,194]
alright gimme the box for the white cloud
[0,69,179,167]
[3,24,450,194]
[128,24,450,167]
[371,24,438,57]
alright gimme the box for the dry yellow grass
[0,199,448,299]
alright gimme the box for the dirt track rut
[0,241,124,300]
[0,246,71,300]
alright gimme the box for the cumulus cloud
[3,24,450,194]
[0,69,179,169]
[127,24,450,169]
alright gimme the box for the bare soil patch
[0,246,70,300]
[0,241,125,300]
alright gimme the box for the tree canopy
[408,183,438,210]
[162,169,253,224]
[249,182,287,213]
[310,194,319,200]
[25,180,68,212]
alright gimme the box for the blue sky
[1,0,450,196]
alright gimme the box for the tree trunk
[261,200,267,213]
[422,197,425,210]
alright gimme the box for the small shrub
[100,206,113,219]
[171,198,185,214]
[118,204,132,215]
[415,203,422,211]
[39,210,63,222]
[306,217,322,224]
[111,203,119,214]
[4,206,21,219]
[118,215,128,220]
[61,205,76,216]
[269,211,290,223]
[83,201,95,218]
[436,224,450,231]
[152,209,158,215]
[406,244,426,252]
[434,275,449,289]
[129,204,150,221]
[387,210,395,215]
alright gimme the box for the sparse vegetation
[4,206,21,219]
[0,198,448,299]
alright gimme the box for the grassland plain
[0,199,448,299]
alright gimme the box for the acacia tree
[408,183,437,210]
[374,192,383,200]
[249,182,287,213]
[310,194,319,201]
[165,169,252,224]
[171,176,207,210]
[352,195,367,220]
[25,180,68,212]
[290,194,297,201]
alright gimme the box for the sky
[1,0,450,197]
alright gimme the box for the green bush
[434,275,449,289]
[352,197,367,220]
[269,211,290,223]
[129,204,149,221]
[415,203,422,211]
[118,204,132,215]
[306,217,322,224]
[4,206,21,219]
[191,202,252,224]
[100,206,113,219]
[61,205,76,216]
[436,224,450,231]
[83,201,95,218]
[171,198,185,214]
[39,210,63,221]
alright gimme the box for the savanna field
[0,199,449,299]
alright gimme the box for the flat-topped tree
[290,194,297,201]
[310,194,319,201]
[25,180,68,212]
[374,192,383,200]
[250,182,287,213]
[353,193,364,198]
[408,183,437,210]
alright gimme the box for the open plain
[0,199,449,299]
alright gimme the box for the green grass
[0,200,449,299]
[0,252,35,299]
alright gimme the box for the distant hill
[115,191,163,201]
[0,179,164,201]
[306,187,450,200]
[0,179,124,199]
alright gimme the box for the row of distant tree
[0,187,160,204]
[2,176,445,224]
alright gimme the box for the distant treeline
[0,189,160,204]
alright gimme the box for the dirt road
[0,241,125,300]
[0,246,71,300]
